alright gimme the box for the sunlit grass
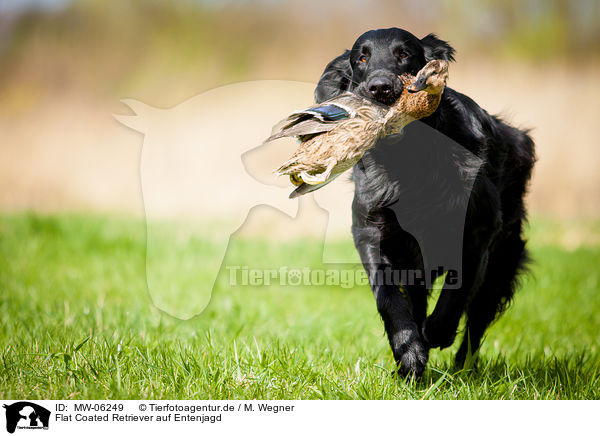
[0,213,598,399]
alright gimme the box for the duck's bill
[407,77,426,93]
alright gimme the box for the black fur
[315,28,535,377]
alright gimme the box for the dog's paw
[422,316,457,350]
[390,329,429,378]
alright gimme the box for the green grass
[1,213,599,399]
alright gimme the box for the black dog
[315,28,535,377]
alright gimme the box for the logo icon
[3,402,50,434]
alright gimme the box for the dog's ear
[420,34,455,62]
[314,50,352,103]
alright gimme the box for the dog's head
[315,28,455,105]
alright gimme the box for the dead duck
[267,60,449,198]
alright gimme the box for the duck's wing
[288,172,342,198]
[266,113,337,142]
[275,158,323,176]
[265,93,361,143]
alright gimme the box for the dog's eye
[359,55,368,63]
[398,51,408,60]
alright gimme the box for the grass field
[1,213,599,400]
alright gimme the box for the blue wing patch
[303,104,350,122]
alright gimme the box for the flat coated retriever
[314,28,535,377]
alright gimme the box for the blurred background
[1,0,600,400]
[1,0,599,229]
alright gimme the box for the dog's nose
[368,78,393,99]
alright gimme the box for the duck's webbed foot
[289,174,303,186]
[299,158,337,185]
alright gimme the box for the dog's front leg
[358,244,429,378]
[422,203,502,351]
[421,246,489,350]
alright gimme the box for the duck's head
[406,60,449,95]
